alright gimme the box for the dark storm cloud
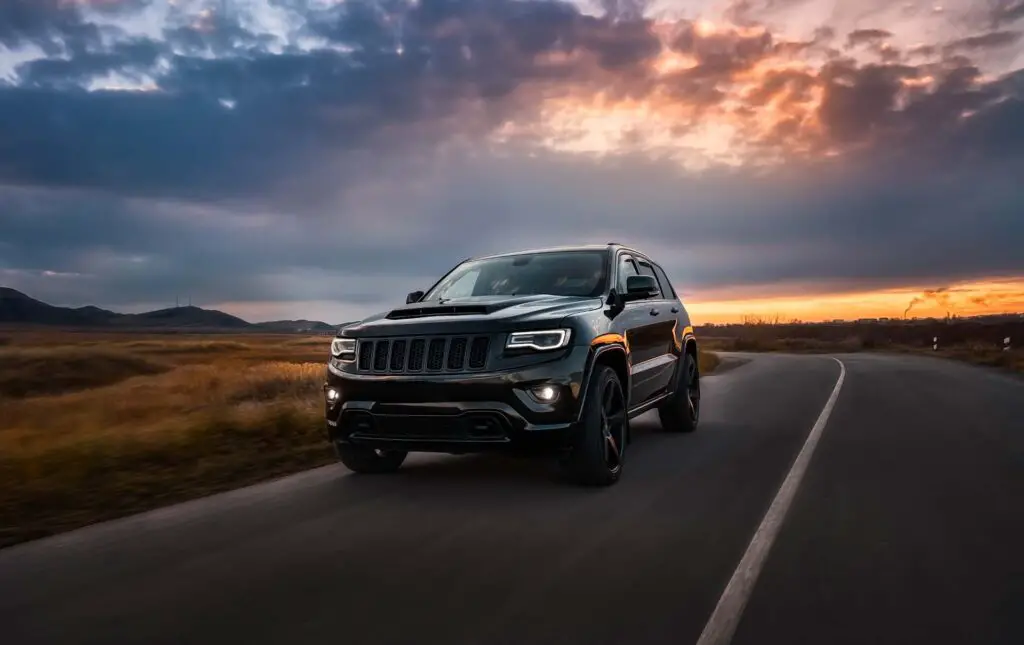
[0,0,667,202]
[0,0,105,56]
[5,86,1024,312]
[15,39,163,87]
[817,60,922,142]
[1,0,1023,318]
[0,184,461,310]
[988,0,1024,28]
[846,28,892,47]
[943,30,1022,54]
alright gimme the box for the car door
[631,256,678,400]
[612,252,668,407]
[651,259,693,392]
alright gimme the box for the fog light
[532,385,559,403]
[325,387,340,403]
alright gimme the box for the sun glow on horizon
[686,279,1024,325]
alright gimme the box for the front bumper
[323,345,591,453]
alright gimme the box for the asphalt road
[1,353,1022,645]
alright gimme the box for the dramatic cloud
[1,0,1022,322]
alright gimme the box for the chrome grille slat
[355,335,490,374]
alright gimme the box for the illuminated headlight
[325,387,340,403]
[330,338,356,361]
[505,329,571,352]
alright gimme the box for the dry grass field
[0,331,336,547]
[0,330,720,548]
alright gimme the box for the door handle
[649,308,660,316]
[671,307,679,313]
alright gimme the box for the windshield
[423,250,609,300]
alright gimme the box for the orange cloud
[473,11,1011,170]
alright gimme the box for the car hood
[342,294,604,337]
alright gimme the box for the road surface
[1,353,1022,645]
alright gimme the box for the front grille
[356,335,491,374]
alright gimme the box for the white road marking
[695,357,847,645]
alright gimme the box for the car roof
[469,243,644,262]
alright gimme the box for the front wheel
[558,364,627,486]
[657,351,700,433]
[335,443,408,474]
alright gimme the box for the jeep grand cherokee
[323,243,701,486]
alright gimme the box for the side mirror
[623,275,659,302]
[406,290,424,304]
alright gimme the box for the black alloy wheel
[657,351,700,433]
[560,364,627,486]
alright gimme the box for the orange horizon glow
[686,278,1024,325]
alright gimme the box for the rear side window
[636,260,665,299]
[652,263,677,299]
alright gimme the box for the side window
[636,260,665,299]
[617,254,639,292]
[652,263,677,299]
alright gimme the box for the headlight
[505,329,571,351]
[330,337,356,361]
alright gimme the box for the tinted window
[424,251,608,300]
[652,263,677,299]
[636,260,664,298]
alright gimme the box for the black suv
[323,243,701,486]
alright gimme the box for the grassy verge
[698,348,721,374]
[0,332,722,548]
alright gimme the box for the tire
[657,350,700,433]
[559,364,628,486]
[335,443,408,474]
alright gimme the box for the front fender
[573,337,630,423]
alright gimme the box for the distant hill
[0,287,340,331]
[113,305,252,329]
[252,319,338,333]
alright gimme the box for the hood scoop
[385,304,491,320]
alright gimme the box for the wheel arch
[685,336,698,362]
[574,343,630,424]
[670,327,699,392]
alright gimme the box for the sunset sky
[1,0,1022,324]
